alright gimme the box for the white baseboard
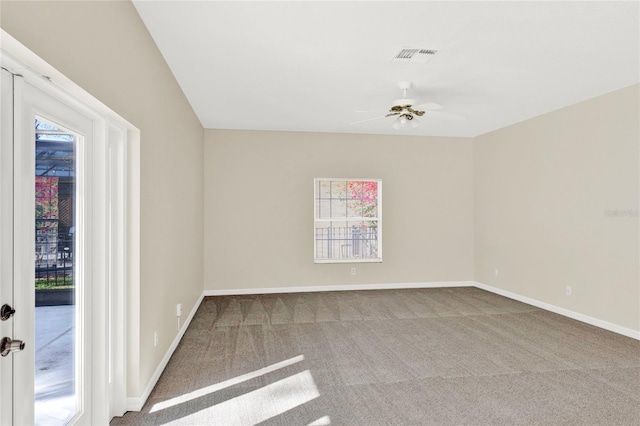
[125,397,145,413]
[474,281,640,340]
[125,292,205,412]
[203,281,474,296]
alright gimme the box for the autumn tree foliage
[347,180,378,217]
[36,177,59,219]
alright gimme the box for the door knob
[1,337,25,357]
[1,304,16,321]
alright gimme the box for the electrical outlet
[351,267,356,275]
[176,303,182,317]
[566,286,572,296]
[154,331,159,347]
[494,268,499,277]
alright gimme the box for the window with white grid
[314,178,382,263]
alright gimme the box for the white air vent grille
[392,48,438,64]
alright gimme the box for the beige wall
[1,1,204,396]
[474,84,640,331]
[204,130,474,289]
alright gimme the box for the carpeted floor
[111,287,640,425]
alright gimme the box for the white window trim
[313,177,382,264]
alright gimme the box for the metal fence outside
[35,231,74,286]
[315,225,378,260]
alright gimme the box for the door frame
[0,67,16,426]
[1,33,136,423]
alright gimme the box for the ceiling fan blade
[422,110,467,121]
[412,102,443,111]
[349,114,388,125]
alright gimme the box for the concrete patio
[35,305,75,425]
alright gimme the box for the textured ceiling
[133,1,639,137]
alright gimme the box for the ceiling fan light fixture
[392,113,417,130]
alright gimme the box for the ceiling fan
[351,81,464,129]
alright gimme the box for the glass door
[4,75,94,425]
[33,118,78,425]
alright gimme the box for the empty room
[0,1,638,425]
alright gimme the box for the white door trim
[107,121,128,418]
[11,72,34,426]
[0,66,16,426]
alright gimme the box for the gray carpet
[111,287,640,425]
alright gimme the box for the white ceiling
[133,1,639,138]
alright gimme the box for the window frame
[313,178,382,264]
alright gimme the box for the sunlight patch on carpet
[179,370,320,424]
[150,354,306,414]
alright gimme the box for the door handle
[1,337,25,357]
[1,304,16,321]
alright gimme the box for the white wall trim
[125,291,205,412]
[474,281,640,340]
[203,281,475,296]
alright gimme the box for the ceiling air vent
[391,48,438,64]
